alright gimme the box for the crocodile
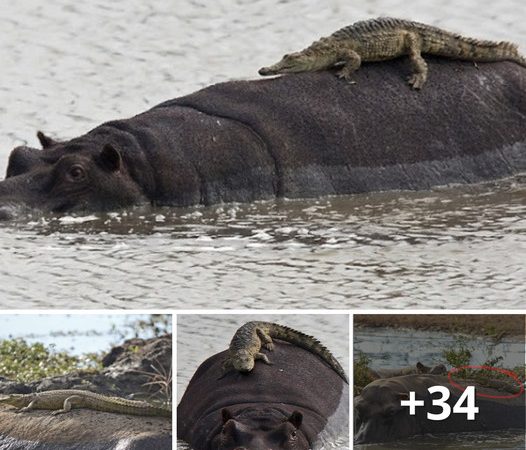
[0,389,171,417]
[221,321,348,382]
[259,17,526,89]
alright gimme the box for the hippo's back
[170,59,526,196]
[178,340,348,449]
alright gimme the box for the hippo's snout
[0,205,17,221]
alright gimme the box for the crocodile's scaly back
[0,389,171,417]
[331,18,526,63]
[259,17,526,89]
[225,321,348,382]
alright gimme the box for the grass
[0,339,100,383]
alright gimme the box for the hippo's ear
[287,411,303,429]
[36,131,59,149]
[416,362,425,372]
[221,408,234,424]
[98,144,122,172]
[432,364,447,375]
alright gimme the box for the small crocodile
[0,389,171,417]
[221,321,348,382]
[259,17,526,89]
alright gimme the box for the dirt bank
[354,315,525,338]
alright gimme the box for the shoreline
[354,314,525,338]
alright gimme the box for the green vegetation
[354,352,375,394]
[0,339,100,383]
[443,336,524,391]
[0,315,172,384]
[442,335,473,369]
[135,359,172,406]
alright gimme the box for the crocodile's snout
[258,67,274,76]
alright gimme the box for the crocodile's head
[259,50,336,76]
[0,394,29,408]
[233,350,255,372]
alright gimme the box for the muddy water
[1,179,525,308]
[354,327,525,449]
[356,430,526,449]
[177,314,349,449]
[1,0,526,309]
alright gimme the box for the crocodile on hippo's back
[220,321,348,382]
[1,48,526,219]
[177,321,349,450]
[0,389,171,417]
[259,17,526,88]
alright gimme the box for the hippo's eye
[68,165,86,181]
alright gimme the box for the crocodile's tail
[415,21,526,67]
[268,323,348,383]
[94,397,172,417]
[488,41,526,67]
[443,37,526,67]
[0,395,24,408]
[513,52,526,67]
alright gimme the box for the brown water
[355,430,526,449]
[1,0,525,309]
[1,179,525,308]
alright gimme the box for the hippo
[177,339,349,449]
[368,361,447,379]
[354,374,525,444]
[1,58,526,219]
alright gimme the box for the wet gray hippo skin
[178,340,349,450]
[2,58,526,219]
[369,362,446,379]
[354,374,525,444]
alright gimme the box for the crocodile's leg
[51,395,82,416]
[222,358,234,372]
[404,32,428,89]
[335,49,361,81]
[17,398,38,413]
[255,352,272,365]
[218,359,234,380]
[256,328,274,351]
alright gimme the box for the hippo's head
[211,408,309,450]
[0,132,147,219]
[354,383,416,444]
[418,362,447,375]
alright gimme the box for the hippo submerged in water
[368,361,447,379]
[354,374,525,444]
[177,339,349,449]
[1,58,526,219]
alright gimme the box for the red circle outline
[447,365,524,399]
